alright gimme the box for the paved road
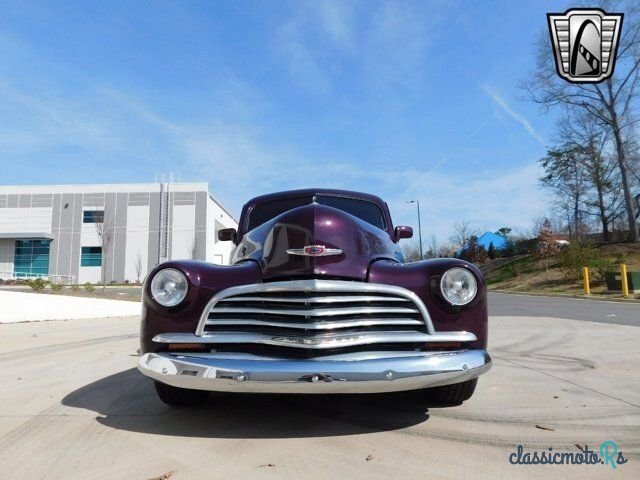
[489,292,640,326]
[0,315,638,479]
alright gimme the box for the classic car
[138,189,491,406]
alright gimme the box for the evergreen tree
[462,235,488,265]
[487,242,497,260]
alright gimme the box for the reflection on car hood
[231,203,401,280]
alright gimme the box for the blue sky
[0,0,571,242]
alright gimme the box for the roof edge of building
[0,182,209,194]
[207,193,238,224]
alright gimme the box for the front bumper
[138,349,492,394]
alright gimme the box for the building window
[81,247,102,267]
[83,210,104,223]
[14,240,51,277]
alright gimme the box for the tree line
[525,0,640,243]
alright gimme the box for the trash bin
[605,271,640,293]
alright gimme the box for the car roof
[244,188,387,207]
[239,188,393,236]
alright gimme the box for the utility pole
[406,200,423,260]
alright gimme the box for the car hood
[231,203,401,280]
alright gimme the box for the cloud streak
[482,85,545,146]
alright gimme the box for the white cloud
[272,1,358,94]
[81,90,547,241]
[0,61,548,243]
[272,1,437,95]
[382,163,546,242]
[315,0,356,50]
[363,1,432,92]
[276,22,333,94]
[482,85,545,146]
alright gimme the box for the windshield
[247,195,386,231]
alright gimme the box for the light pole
[406,200,423,260]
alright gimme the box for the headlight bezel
[150,268,189,307]
[439,267,478,307]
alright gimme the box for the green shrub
[590,257,618,284]
[50,282,65,292]
[26,278,48,291]
[84,282,95,293]
[558,243,599,282]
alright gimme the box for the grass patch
[482,243,640,299]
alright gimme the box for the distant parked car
[138,189,491,406]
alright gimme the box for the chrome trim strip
[154,330,477,348]
[221,295,408,304]
[205,318,423,330]
[208,306,419,317]
[196,280,438,336]
[286,247,343,257]
[138,349,492,394]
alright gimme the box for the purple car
[138,189,491,406]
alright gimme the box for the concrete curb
[0,291,141,323]
[489,289,640,303]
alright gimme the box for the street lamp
[406,200,423,260]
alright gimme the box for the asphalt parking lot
[0,301,639,479]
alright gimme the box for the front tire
[425,378,478,405]
[154,381,209,407]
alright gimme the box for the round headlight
[150,268,188,307]
[440,267,477,306]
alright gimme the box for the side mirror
[218,228,237,242]
[395,226,413,241]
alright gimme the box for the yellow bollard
[621,263,629,297]
[582,266,590,295]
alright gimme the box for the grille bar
[205,317,423,330]
[221,295,408,304]
[209,306,420,317]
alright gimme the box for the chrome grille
[195,280,442,352]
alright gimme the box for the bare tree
[534,218,560,278]
[524,0,640,242]
[560,112,626,240]
[424,234,440,259]
[134,252,143,284]
[436,243,457,258]
[449,220,478,250]
[95,209,114,292]
[401,242,422,262]
[539,111,627,241]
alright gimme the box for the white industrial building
[0,182,237,284]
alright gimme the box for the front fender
[140,260,262,354]
[368,258,487,350]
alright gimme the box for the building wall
[0,207,53,235]
[124,202,150,283]
[0,239,15,276]
[171,204,197,261]
[206,194,236,264]
[0,183,238,284]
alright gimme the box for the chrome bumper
[138,349,492,394]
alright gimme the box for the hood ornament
[287,245,343,257]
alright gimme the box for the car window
[316,195,386,229]
[248,196,313,231]
[247,195,386,231]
